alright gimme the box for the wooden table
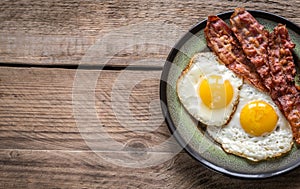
[1,0,300,188]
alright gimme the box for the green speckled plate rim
[160,10,300,179]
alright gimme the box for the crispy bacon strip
[269,24,300,144]
[230,8,272,90]
[207,9,300,144]
[204,15,267,92]
[268,24,297,98]
[278,94,300,144]
[230,9,300,144]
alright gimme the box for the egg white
[177,52,243,126]
[206,83,294,161]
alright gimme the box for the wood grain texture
[3,66,300,188]
[1,150,300,189]
[0,67,175,152]
[0,0,299,66]
[1,1,300,188]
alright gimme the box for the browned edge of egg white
[176,53,198,96]
[220,137,294,162]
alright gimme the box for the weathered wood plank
[0,0,298,66]
[0,67,177,151]
[1,150,300,188]
[1,1,300,186]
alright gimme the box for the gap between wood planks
[0,149,183,154]
[0,62,163,71]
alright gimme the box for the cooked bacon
[205,9,300,143]
[268,24,297,98]
[269,24,300,144]
[205,9,300,144]
[230,9,300,144]
[230,8,272,90]
[204,15,267,92]
[278,94,300,143]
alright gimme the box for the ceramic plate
[160,10,300,178]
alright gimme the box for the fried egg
[177,52,243,126]
[206,83,293,161]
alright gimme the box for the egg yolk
[240,100,278,136]
[198,75,234,109]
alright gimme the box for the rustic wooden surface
[1,0,300,188]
